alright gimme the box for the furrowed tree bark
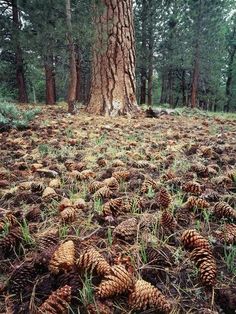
[66,0,77,114]
[12,0,28,103]
[147,0,154,106]
[87,0,140,116]
[44,54,56,105]
[75,51,81,102]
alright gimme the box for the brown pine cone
[191,163,208,176]
[49,240,75,274]
[55,270,82,297]
[181,229,211,251]
[183,181,203,195]
[103,177,119,192]
[93,186,114,199]
[0,226,22,253]
[58,198,73,212]
[183,196,210,210]
[31,182,45,193]
[25,206,41,222]
[60,206,77,222]
[161,210,177,233]
[76,247,111,276]
[96,264,134,298]
[87,300,114,314]
[38,285,71,314]
[215,223,236,244]
[113,218,138,242]
[37,232,59,252]
[128,279,171,312]
[78,170,96,180]
[156,188,172,209]
[141,177,159,193]
[213,202,236,219]
[112,170,130,182]
[103,198,124,216]
[88,180,104,193]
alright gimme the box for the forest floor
[0,105,236,314]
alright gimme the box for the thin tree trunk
[147,2,154,106]
[190,0,202,109]
[44,55,56,105]
[140,0,148,105]
[75,52,81,102]
[225,46,236,112]
[160,71,167,104]
[182,69,186,106]
[66,0,77,114]
[87,0,140,116]
[12,0,28,103]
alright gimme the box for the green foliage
[0,102,40,131]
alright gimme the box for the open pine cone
[128,279,171,312]
[161,210,177,233]
[96,264,134,298]
[213,202,236,219]
[190,247,217,286]
[183,181,203,195]
[38,285,71,314]
[181,229,211,251]
[156,187,172,209]
[183,196,210,210]
[49,240,75,274]
[76,247,111,276]
[113,218,138,242]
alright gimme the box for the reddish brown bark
[44,55,56,105]
[12,0,28,103]
[66,0,77,114]
[87,0,140,116]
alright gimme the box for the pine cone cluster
[113,218,138,241]
[183,196,210,210]
[183,181,203,195]
[156,187,172,209]
[161,210,177,233]
[213,202,236,219]
[76,247,111,275]
[128,279,171,312]
[181,229,211,251]
[49,240,75,274]
[190,247,217,286]
[96,265,134,298]
[38,285,71,314]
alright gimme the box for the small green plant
[79,272,94,305]
[38,143,50,157]
[20,219,34,245]
[224,245,236,275]
[146,186,155,198]
[65,127,74,138]
[107,226,113,246]
[94,198,103,214]
[0,102,40,131]
[59,224,70,239]
[95,134,106,145]
[139,240,147,264]
[0,221,10,237]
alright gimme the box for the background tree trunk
[140,0,147,105]
[44,54,56,105]
[66,0,77,114]
[147,0,154,106]
[87,0,140,116]
[12,0,28,103]
[75,50,81,102]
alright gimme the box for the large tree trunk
[140,0,147,105]
[44,55,56,105]
[147,0,154,106]
[12,0,28,103]
[87,0,140,116]
[66,0,77,114]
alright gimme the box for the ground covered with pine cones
[0,105,236,314]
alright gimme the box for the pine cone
[215,223,236,244]
[38,285,71,314]
[25,206,41,222]
[76,247,111,276]
[213,202,236,219]
[37,232,59,252]
[128,279,171,312]
[78,170,96,180]
[96,265,134,298]
[97,157,107,167]
[113,218,138,242]
[145,246,172,267]
[141,177,159,193]
[87,300,114,314]
[103,177,119,192]
[88,180,104,193]
[183,181,203,195]
[156,188,172,209]
[60,206,77,222]
[31,182,45,193]
[8,261,36,296]
[191,163,208,176]
[93,186,114,199]
[55,270,82,297]
[58,198,73,212]
[0,226,22,254]
[103,198,124,216]
[183,196,210,210]
[190,247,217,286]
[112,159,126,167]
[49,240,75,274]
[112,170,130,182]
[161,210,177,233]
[42,187,58,201]
[181,229,211,251]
